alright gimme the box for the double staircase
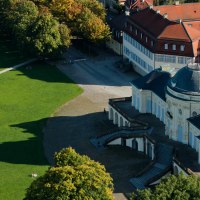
[90,127,153,148]
[130,143,174,189]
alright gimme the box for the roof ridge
[181,22,193,42]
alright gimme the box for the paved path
[0,58,37,74]
[44,48,149,199]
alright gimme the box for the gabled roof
[154,3,200,21]
[128,8,195,42]
[182,22,200,41]
[130,69,171,100]
[187,114,200,130]
[183,21,200,32]
[158,23,192,41]
[129,8,171,38]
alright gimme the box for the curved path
[44,48,149,198]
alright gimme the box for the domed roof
[168,63,200,95]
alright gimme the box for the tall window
[164,43,168,50]
[141,33,143,39]
[180,45,185,51]
[146,37,148,43]
[172,44,176,51]
[135,29,137,35]
[151,41,154,47]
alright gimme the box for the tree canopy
[25,147,114,200]
[0,0,110,57]
[130,173,200,200]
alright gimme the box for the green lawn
[0,62,83,199]
[0,32,30,69]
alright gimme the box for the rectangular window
[172,44,176,51]
[146,37,148,43]
[164,43,168,50]
[135,29,137,35]
[151,41,154,47]
[141,33,143,39]
[180,45,185,51]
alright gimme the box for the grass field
[0,62,83,199]
[0,32,30,69]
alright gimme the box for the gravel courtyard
[44,48,150,199]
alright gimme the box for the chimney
[149,5,153,9]
[163,13,168,19]
[179,19,182,23]
[156,10,160,14]
[175,1,180,5]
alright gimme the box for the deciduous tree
[130,173,200,200]
[25,148,114,200]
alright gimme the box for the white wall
[166,87,200,144]
[123,33,192,76]
[107,138,122,145]
[173,161,188,176]
[123,33,154,75]
[126,137,144,152]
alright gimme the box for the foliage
[0,0,110,57]
[25,147,114,200]
[26,13,68,56]
[130,173,200,200]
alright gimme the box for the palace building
[97,2,200,188]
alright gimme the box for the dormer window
[180,45,185,51]
[172,44,176,51]
[164,43,168,50]
[146,37,148,43]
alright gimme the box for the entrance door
[122,138,126,147]
[132,139,138,151]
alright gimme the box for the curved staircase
[130,143,174,189]
[90,127,153,148]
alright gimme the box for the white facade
[123,33,192,76]
[130,76,200,164]
[131,84,166,124]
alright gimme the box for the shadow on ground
[0,118,48,166]
[4,112,150,192]
[15,61,75,84]
[43,112,150,193]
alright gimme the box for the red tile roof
[154,3,200,21]
[125,7,200,56]
[158,23,191,41]
[128,8,171,38]
[183,21,200,32]
[182,22,200,41]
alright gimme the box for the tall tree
[25,147,114,200]
[26,12,70,56]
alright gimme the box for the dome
[168,63,200,95]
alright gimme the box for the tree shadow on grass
[2,112,150,193]
[0,118,48,166]
[15,61,75,84]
